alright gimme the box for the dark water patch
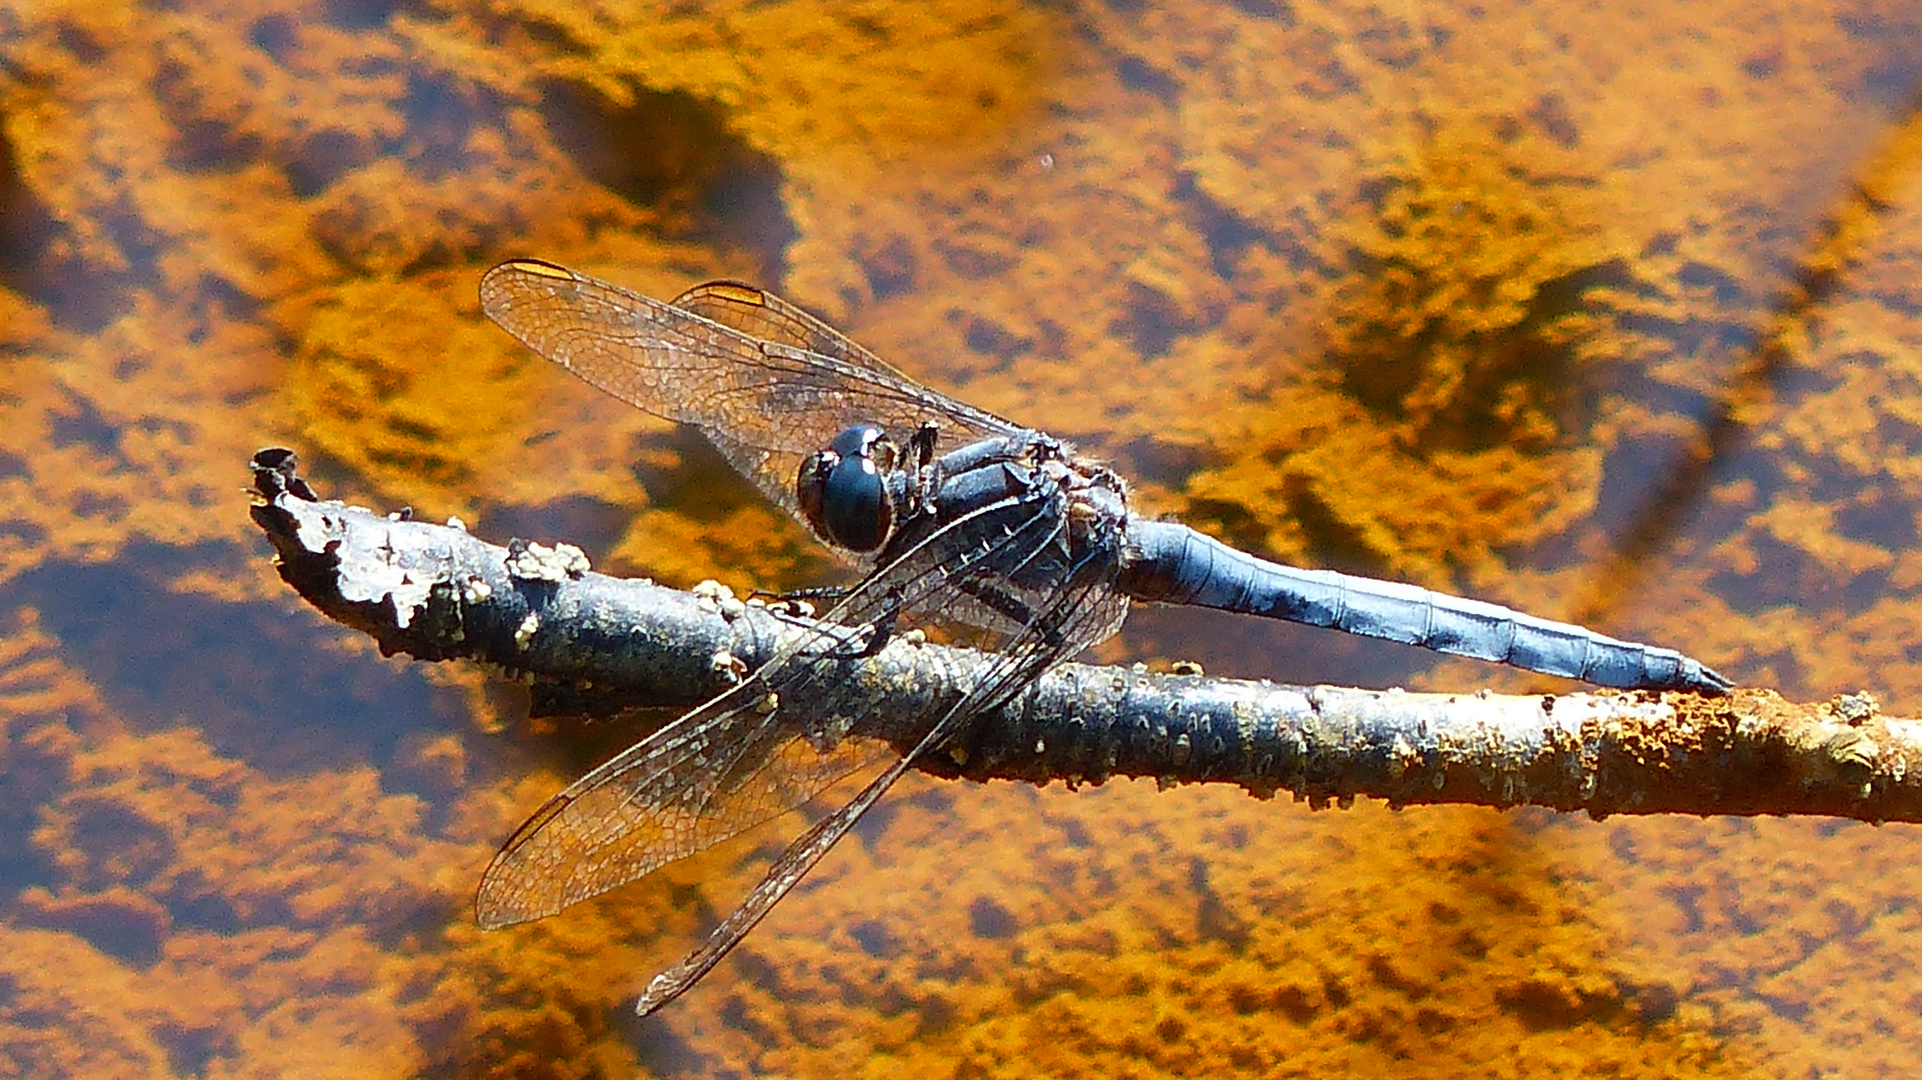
[536,80,796,283]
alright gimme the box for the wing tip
[489,258,576,282]
[480,259,583,323]
[474,868,565,930]
[473,882,523,930]
[677,280,768,308]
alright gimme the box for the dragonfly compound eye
[797,424,895,552]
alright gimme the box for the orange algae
[634,781,1764,1079]
[1531,811,1922,1080]
[0,0,1920,1076]
[0,608,470,1077]
[1179,121,1619,589]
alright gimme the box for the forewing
[480,261,1023,527]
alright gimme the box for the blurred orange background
[2,1,1920,1076]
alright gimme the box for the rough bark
[249,449,1913,821]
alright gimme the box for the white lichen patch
[692,580,737,615]
[505,541,591,582]
[710,649,748,683]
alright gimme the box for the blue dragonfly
[475,259,1730,1013]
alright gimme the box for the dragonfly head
[798,423,899,553]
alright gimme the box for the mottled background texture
[2,1,1921,1076]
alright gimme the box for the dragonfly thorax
[797,423,901,552]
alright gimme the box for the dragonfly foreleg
[749,584,846,615]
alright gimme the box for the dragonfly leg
[748,584,848,614]
[805,608,898,660]
[751,585,901,656]
[908,422,940,470]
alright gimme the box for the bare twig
[250,449,1914,821]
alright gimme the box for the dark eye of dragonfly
[797,423,900,553]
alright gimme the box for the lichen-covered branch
[250,449,1917,821]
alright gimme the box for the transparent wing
[672,280,911,375]
[479,260,1024,527]
[474,474,1129,931]
[473,664,895,929]
[636,551,1129,1014]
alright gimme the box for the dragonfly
[475,259,1732,1013]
